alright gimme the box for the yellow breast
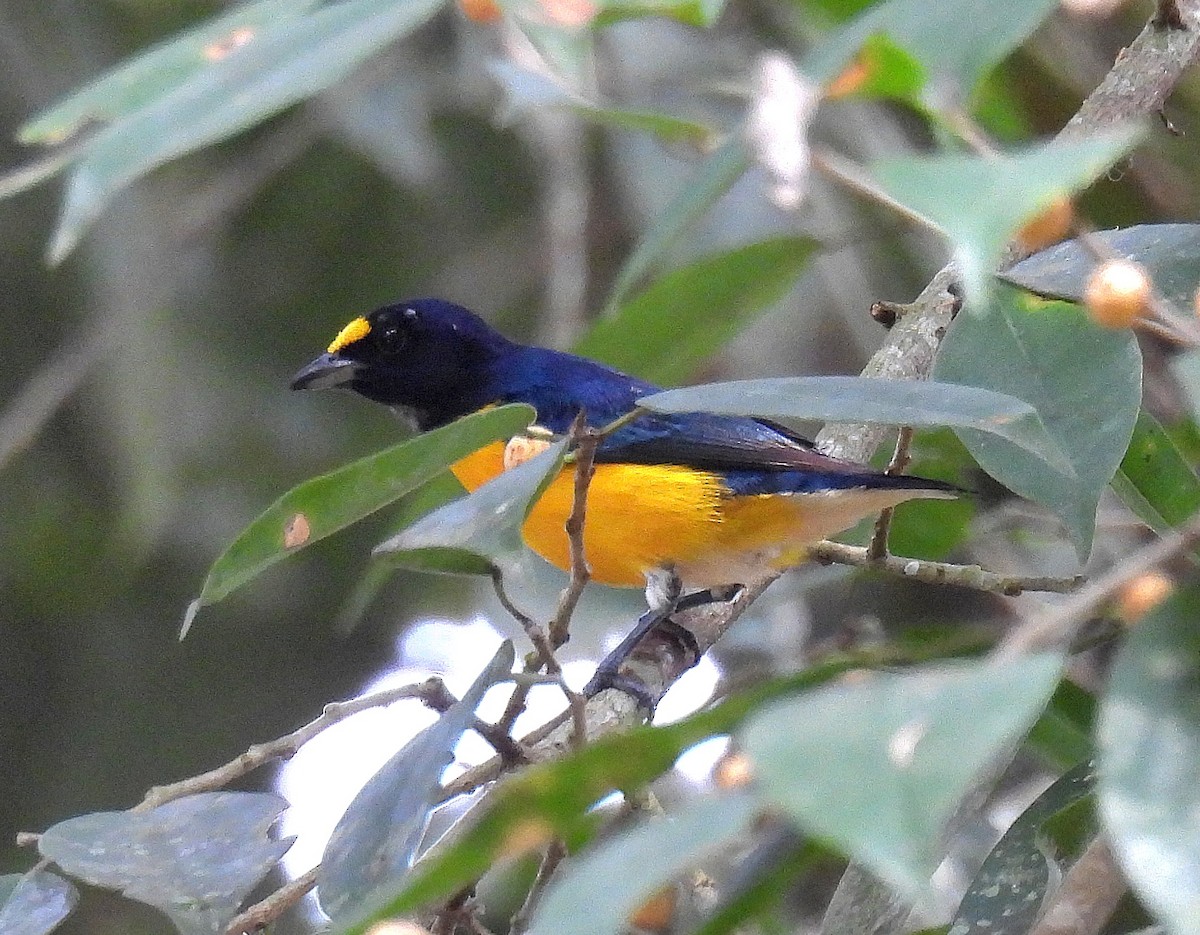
[450,441,726,587]
[450,440,946,588]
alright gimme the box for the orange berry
[1115,571,1174,624]
[1083,258,1152,329]
[459,0,502,22]
[628,886,677,932]
[713,751,754,789]
[1016,195,1074,251]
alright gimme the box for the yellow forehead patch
[327,316,371,354]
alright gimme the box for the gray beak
[290,353,361,391]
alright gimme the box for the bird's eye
[378,325,408,355]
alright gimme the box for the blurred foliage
[2,1,1200,934]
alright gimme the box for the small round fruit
[1083,258,1152,329]
[1116,570,1174,624]
[459,0,502,22]
[1016,195,1074,251]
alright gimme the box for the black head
[291,298,517,428]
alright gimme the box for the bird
[291,298,957,690]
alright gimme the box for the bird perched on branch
[292,299,956,691]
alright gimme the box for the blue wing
[492,346,956,495]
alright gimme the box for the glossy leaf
[741,654,1064,899]
[641,375,1074,476]
[1112,410,1200,536]
[334,472,468,635]
[1002,224,1200,314]
[0,870,78,935]
[1099,585,1200,935]
[373,438,568,575]
[336,648,957,934]
[871,128,1141,299]
[490,62,715,149]
[48,0,447,262]
[603,139,749,314]
[576,237,816,384]
[18,0,323,144]
[1027,680,1096,771]
[38,792,291,935]
[803,0,1059,98]
[934,291,1141,561]
[318,642,515,921]
[527,794,759,935]
[949,760,1095,935]
[190,405,534,615]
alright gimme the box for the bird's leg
[583,570,743,708]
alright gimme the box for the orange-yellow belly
[449,440,939,588]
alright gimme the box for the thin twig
[548,414,597,650]
[421,679,530,766]
[811,541,1086,595]
[811,147,942,232]
[489,569,562,676]
[866,427,914,563]
[996,511,1200,659]
[510,840,569,935]
[595,406,647,438]
[224,866,318,935]
[135,679,444,812]
[440,707,574,800]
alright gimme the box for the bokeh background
[1,1,1196,932]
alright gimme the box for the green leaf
[489,62,716,149]
[38,792,291,935]
[803,0,1060,99]
[1002,224,1200,314]
[1099,585,1200,935]
[527,794,759,935]
[593,0,726,27]
[48,0,447,262]
[334,472,469,635]
[0,870,79,935]
[336,647,965,934]
[949,760,1095,935]
[190,405,534,613]
[1027,680,1096,771]
[1112,410,1200,535]
[871,128,1142,299]
[18,0,323,144]
[603,139,749,314]
[641,375,1075,477]
[826,33,926,105]
[575,237,816,384]
[883,429,975,560]
[740,654,1064,899]
[372,438,569,576]
[934,290,1141,561]
[318,643,515,921]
